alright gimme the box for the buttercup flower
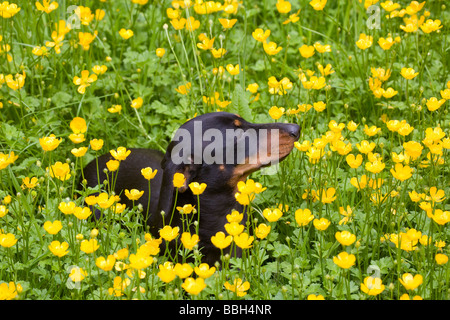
[224,278,250,297]
[299,44,315,58]
[39,134,62,151]
[48,241,69,257]
[80,239,99,254]
[159,226,180,241]
[252,28,270,42]
[262,208,283,222]
[173,173,186,188]
[390,163,413,181]
[263,41,282,55]
[141,167,158,180]
[110,147,131,161]
[43,220,63,235]
[401,67,419,80]
[158,262,176,283]
[295,208,314,226]
[361,276,385,296]
[189,182,207,195]
[96,255,116,271]
[73,70,97,94]
[309,0,327,10]
[194,263,216,279]
[335,230,356,246]
[254,223,271,239]
[125,189,144,201]
[182,277,206,295]
[48,162,71,181]
[234,232,254,249]
[356,33,373,50]
[333,252,356,269]
[211,231,232,249]
[399,273,423,291]
[313,217,331,231]
[180,232,199,250]
[0,233,17,248]
[119,28,134,39]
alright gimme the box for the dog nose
[286,123,300,140]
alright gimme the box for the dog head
[158,112,300,213]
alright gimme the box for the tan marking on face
[234,119,242,127]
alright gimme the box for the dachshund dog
[82,112,300,266]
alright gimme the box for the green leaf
[229,84,252,120]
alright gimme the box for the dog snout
[286,123,300,140]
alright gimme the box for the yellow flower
[119,28,134,40]
[43,220,62,235]
[58,201,76,215]
[432,209,450,225]
[381,1,400,12]
[173,172,186,188]
[252,28,270,42]
[276,0,291,13]
[131,97,143,109]
[155,48,165,58]
[35,0,58,13]
[313,217,331,231]
[399,273,423,291]
[224,222,244,236]
[307,294,325,300]
[39,134,62,151]
[48,162,71,181]
[320,188,336,204]
[295,208,314,227]
[69,267,87,283]
[78,31,97,50]
[182,277,206,295]
[159,225,180,241]
[234,233,254,249]
[346,154,363,169]
[364,125,381,136]
[226,210,244,223]
[180,232,199,250]
[360,276,385,296]
[69,117,87,134]
[283,9,301,24]
[333,251,356,269]
[268,106,285,120]
[125,189,144,201]
[174,263,194,279]
[224,278,250,297]
[175,82,191,95]
[106,160,120,172]
[0,205,8,218]
[71,147,88,158]
[211,231,232,249]
[0,233,17,248]
[435,253,448,265]
[108,104,122,114]
[197,36,215,50]
[0,282,19,300]
[262,208,283,222]
[400,67,419,80]
[365,160,385,174]
[299,44,315,58]
[0,151,18,170]
[48,240,69,257]
[189,182,207,195]
[426,97,446,112]
[80,239,99,254]
[429,186,445,203]
[390,163,413,181]
[75,6,94,25]
[309,0,327,10]
[73,206,92,220]
[158,262,176,283]
[170,17,186,30]
[263,41,283,55]
[110,146,131,161]
[141,167,158,180]
[89,139,104,151]
[194,263,216,279]
[176,204,196,214]
[403,141,423,160]
[129,252,153,270]
[211,48,227,59]
[335,230,356,246]
[218,18,237,29]
[185,17,200,31]
[73,70,97,94]
[420,19,442,33]
[356,33,373,50]
[254,223,271,239]
[356,140,375,154]
[96,255,116,271]
[378,36,396,50]
[92,65,107,75]
[96,193,116,209]
[0,2,21,18]
[226,64,240,76]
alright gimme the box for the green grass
[0,0,449,300]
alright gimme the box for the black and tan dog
[82,112,299,265]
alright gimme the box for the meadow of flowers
[0,0,449,300]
